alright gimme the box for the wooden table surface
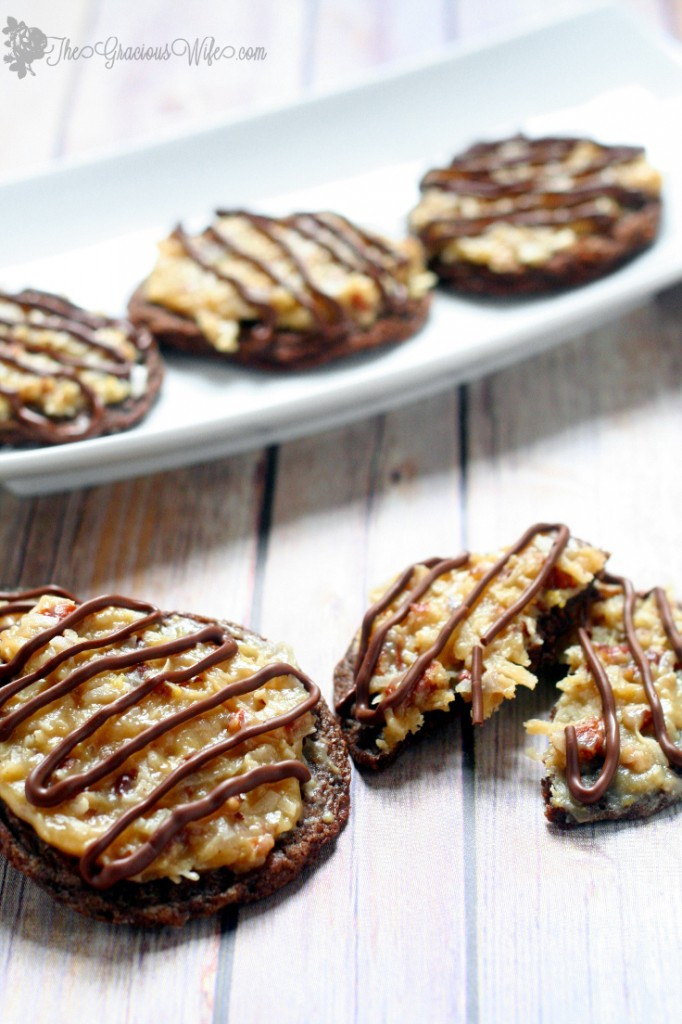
[2,2,682,1022]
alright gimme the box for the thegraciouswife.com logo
[3,15,267,79]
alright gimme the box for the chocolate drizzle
[172,210,411,344]
[563,627,620,804]
[0,593,320,889]
[0,291,149,444]
[564,574,682,805]
[343,523,570,728]
[415,135,652,245]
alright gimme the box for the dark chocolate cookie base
[0,290,164,447]
[127,287,431,371]
[425,201,661,297]
[0,619,351,927]
[334,587,594,771]
[541,775,682,826]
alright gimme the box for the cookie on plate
[128,210,434,370]
[0,290,163,445]
[0,588,350,925]
[334,523,607,770]
[409,135,661,295]
[527,575,682,825]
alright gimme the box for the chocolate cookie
[128,210,434,370]
[0,290,163,445]
[527,575,682,825]
[409,135,662,295]
[0,588,350,925]
[334,524,607,770]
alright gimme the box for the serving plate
[2,4,682,495]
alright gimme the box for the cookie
[0,290,163,445]
[409,135,661,295]
[0,588,350,925]
[128,210,434,370]
[527,575,682,825]
[334,523,607,770]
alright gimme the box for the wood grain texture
[309,0,458,90]
[45,0,311,158]
[1,0,681,1022]
[228,394,469,1024]
[0,0,92,171]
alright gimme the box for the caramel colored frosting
[0,291,152,443]
[0,590,319,888]
[339,524,606,754]
[143,210,434,352]
[410,136,661,273]
[528,577,682,819]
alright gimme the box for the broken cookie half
[334,523,607,769]
[527,575,682,825]
[0,587,350,925]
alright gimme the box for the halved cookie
[0,290,163,445]
[409,135,661,295]
[0,588,350,925]
[527,575,682,825]
[128,210,434,370]
[334,523,607,769]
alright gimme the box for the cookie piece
[128,210,434,370]
[409,135,661,295]
[0,290,163,445]
[0,588,350,925]
[334,523,607,770]
[527,575,682,825]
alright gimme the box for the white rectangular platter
[2,4,682,495]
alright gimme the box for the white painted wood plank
[53,455,266,623]
[55,0,309,158]
[227,419,379,1024]
[0,896,220,1024]
[455,0,670,43]
[0,491,35,584]
[0,0,92,173]
[354,392,469,1024]
[456,0,595,38]
[310,0,457,91]
[373,0,459,57]
[228,392,470,1024]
